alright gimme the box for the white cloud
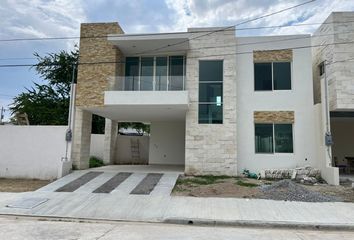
[162,0,354,35]
[0,0,87,48]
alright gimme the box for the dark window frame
[124,56,185,91]
[198,60,224,124]
[319,61,325,76]
[255,122,294,154]
[254,61,292,91]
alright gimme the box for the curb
[1,214,354,231]
[164,218,354,231]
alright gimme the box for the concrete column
[103,119,118,165]
[71,108,92,169]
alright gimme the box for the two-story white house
[71,14,345,185]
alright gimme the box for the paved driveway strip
[93,172,132,193]
[130,173,163,195]
[55,172,103,192]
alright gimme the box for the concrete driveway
[37,165,182,196]
[0,165,354,230]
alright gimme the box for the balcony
[92,75,189,122]
[109,75,185,91]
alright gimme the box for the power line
[0,57,36,61]
[0,93,15,97]
[0,1,317,62]
[1,27,353,62]
[7,17,354,44]
[134,0,317,55]
[0,38,353,68]
[151,29,354,54]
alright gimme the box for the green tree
[10,49,78,125]
[10,48,105,133]
[119,122,150,135]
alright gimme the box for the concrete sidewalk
[0,191,353,230]
[1,216,353,240]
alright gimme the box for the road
[0,216,353,240]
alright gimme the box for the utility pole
[0,106,4,125]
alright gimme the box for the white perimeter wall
[149,121,185,165]
[90,134,105,160]
[116,135,149,164]
[90,134,149,164]
[0,126,68,180]
[236,36,319,174]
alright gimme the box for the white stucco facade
[236,36,319,174]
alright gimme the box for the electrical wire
[1,26,353,62]
[0,38,353,68]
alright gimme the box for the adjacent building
[312,12,354,178]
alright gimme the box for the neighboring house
[312,12,354,176]
[71,12,353,185]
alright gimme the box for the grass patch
[235,180,259,188]
[89,156,104,168]
[176,175,235,186]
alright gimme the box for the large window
[254,62,291,91]
[155,57,168,90]
[255,123,293,153]
[198,60,223,124]
[169,56,184,90]
[124,56,185,91]
[140,57,154,91]
[125,57,139,90]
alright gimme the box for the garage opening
[330,112,354,181]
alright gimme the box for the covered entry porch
[71,90,188,171]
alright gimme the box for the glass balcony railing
[108,76,186,91]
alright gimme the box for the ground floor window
[255,123,293,153]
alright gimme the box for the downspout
[62,64,77,162]
[323,60,333,164]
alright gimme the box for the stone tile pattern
[254,111,295,123]
[76,22,124,107]
[253,49,292,62]
[312,12,354,110]
[185,27,237,176]
[72,108,92,169]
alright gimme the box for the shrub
[89,156,104,168]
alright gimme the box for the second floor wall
[312,12,354,111]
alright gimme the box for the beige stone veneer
[253,49,292,62]
[76,22,124,107]
[254,111,294,123]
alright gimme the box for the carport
[330,112,354,178]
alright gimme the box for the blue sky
[1,0,354,120]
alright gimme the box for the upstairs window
[198,60,223,124]
[254,62,291,91]
[124,56,185,91]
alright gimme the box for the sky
[1,0,354,120]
